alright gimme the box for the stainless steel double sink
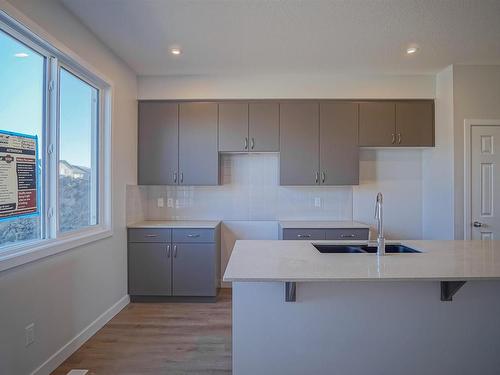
[313,244,421,254]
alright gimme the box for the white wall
[138,73,435,100]
[0,1,137,374]
[452,65,500,239]
[422,66,454,239]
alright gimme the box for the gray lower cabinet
[172,243,216,296]
[128,243,172,296]
[128,227,220,298]
[280,227,369,241]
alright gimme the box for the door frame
[464,119,500,239]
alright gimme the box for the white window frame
[0,11,112,272]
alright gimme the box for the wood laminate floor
[51,289,232,375]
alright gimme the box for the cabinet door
[179,102,219,185]
[172,243,216,296]
[320,101,359,185]
[279,102,320,185]
[138,102,178,185]
[218,102,249,152]
[395,101,434,146]
[128,243,172,296]
[358,102,395,146]
[249,102,280,152]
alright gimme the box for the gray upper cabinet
[249,102,280,152]
[395,101,434,146]
[179,102,219,185]
[358,102,396,147]
[138,102,179,185]
[320,101,359,185]
[218,102,249,152]
[279,102,320,185]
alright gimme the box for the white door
[471,125,500,239]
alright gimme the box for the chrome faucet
[374,192,385,256]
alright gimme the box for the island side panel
[232,281,500,375]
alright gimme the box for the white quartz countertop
[223,240,500,282]
[127,220,220,229]
[279,220,370,229]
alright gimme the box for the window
[0,12,111,266]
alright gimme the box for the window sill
[0,226,113,273]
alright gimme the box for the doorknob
[473,221,484,228]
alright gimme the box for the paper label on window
[0,131,39,220]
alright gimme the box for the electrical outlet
[25,323,35,346]
[167,198,174,208]
[157,198,164,208]
[314,197,321,208]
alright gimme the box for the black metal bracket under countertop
[285,282,296,302]
[440,281,467,301]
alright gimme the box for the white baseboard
[31,295,130,375]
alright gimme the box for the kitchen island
[224,240,500,375]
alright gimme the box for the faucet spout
[374,192,385,256]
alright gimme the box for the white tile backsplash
[127,153,354,222]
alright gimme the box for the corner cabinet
[358,100,434,147]
[128,226,220,299]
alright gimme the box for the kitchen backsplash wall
[127,153,353,222]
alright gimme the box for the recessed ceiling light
[170,48,181,56]
[406,46,418,55]
[14,52,29,58]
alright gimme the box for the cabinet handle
[173,172,177,184]
[145,234,159,238]
[187,233,200,238]
[340,234,356,238]
[180,172,183,184]
[391,133,395,144]
[251,137,255,150]
[173,245,178,258]
[315,171,319,184]
[321,171,326,184]
[166,244,171,257]
[397,133,402,144]
[244,137,248,150]
[297,234,311,238]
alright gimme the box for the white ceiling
[61,0,500,76]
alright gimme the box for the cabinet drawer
[128,228,171,243]
[173,228,215,243]
[325,228,369,241]
[282,229,325,240]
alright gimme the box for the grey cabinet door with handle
[172,243,217,296]
[138,102,179,185]
[395,101,434,146]
[128,243,172,296]
[320,101,359,185]
[358,102,396,147]
[280,102,320,185]
[249,102,279,152]
[179,102,219,185]
[218,102,249,152]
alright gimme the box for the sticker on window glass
[0,130,39,220]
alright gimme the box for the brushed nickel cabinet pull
[340,234,356,238]
[397,133,402,144]
[315,171,319,184]
[173,172,178,184]
[166,244,171,257]
[391,134,395,144]
[297,234,311,238]
[180,172,184,184]
[321,171,326,184]
[244,137,248,150]
[251,137,255,150]
[145,234,159,238]
[173,245,178,257]
[187,234,200,238]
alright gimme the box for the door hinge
[47,207,54,219]
[47,143,54,155]
[48,80,55,92]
